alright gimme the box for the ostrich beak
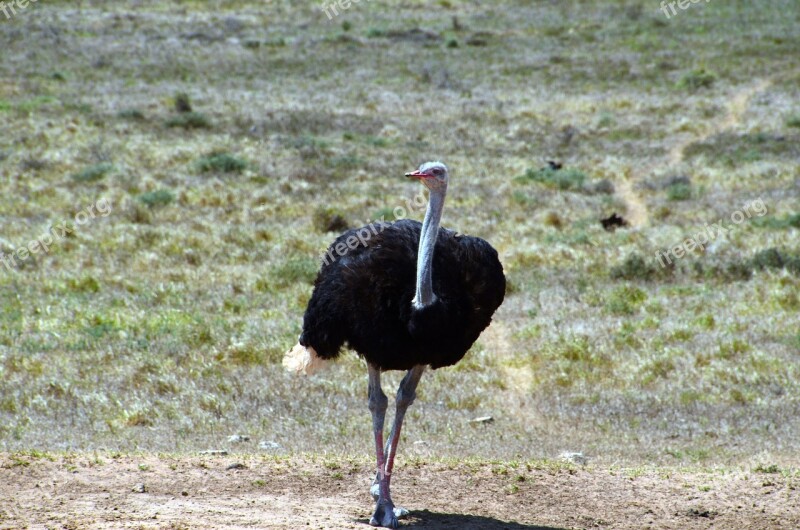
[405,170,431,179]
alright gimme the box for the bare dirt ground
[1,453,797,530]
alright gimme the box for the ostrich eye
[432,168,443,176]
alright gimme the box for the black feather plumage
[299,219,505,370]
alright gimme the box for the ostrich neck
[414,187,446,309]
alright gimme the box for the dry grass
[0,0,798,471]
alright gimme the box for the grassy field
[0,0,799,483]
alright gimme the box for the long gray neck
[414,187,446,309]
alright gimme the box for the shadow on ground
[356,510,564,529]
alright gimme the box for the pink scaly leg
[370,365,425,520]
[367,365,396,529]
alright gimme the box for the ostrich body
[284,162,505,528]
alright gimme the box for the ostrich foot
[370,484,409,518]
[369,500,399,529]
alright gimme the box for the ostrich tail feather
[282,344,330,375]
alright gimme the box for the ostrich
[283,161,505,528]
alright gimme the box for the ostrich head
[405,161,448,193]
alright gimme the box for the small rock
[560,451,588,465]
[469,416,494,424]
[228,434,250,444]
[132,483,146,493]
[412,440,429,446]
[258,441,281,451]
[226,462,246,470]
[199,450,228,456]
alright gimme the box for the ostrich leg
[370,365,426,519]
[367,365,397,529]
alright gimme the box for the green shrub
[117,108,146,121]
[751,248,800,276]
[194,152,247,173]
[786,114,800,129]
[72,163,113,183]
[678,69,716,91]
[666,183,691,201]
[610,253,659,281]
[138,189,175,208]
[753,213,800,229]
[515,166,587,191]
[752,248,784,270]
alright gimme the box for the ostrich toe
[370,483,409,518]
[369,500,399,529]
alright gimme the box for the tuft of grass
[272,258,318,288]
[752,248,785,270]
[751,248,800,275]
[606,284,647,315]
[641,355,676,383]
[67,276,101,293]
[786,114,800,129]
[543,211,562,229]
[226,344,268,366]
[138,189,175,208]
[16,95,58,115]
[165,111,212,130]
[693,258,753,282]
[717,339,751,360]
[194,152,247,174]
[752,213,800,230]
[117,108,146,121]
[173,92,192,113]
[754,463,781,474]
[677,69,716,91]
[313,207,349,233]
[71,162,113,183]
[556,336,594,363]
[540,336,614,387]
[514,166,587,191]
[666,182,692,201]
[610,253,660,281]
[683,133,798,167]
[124,409,157,427]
